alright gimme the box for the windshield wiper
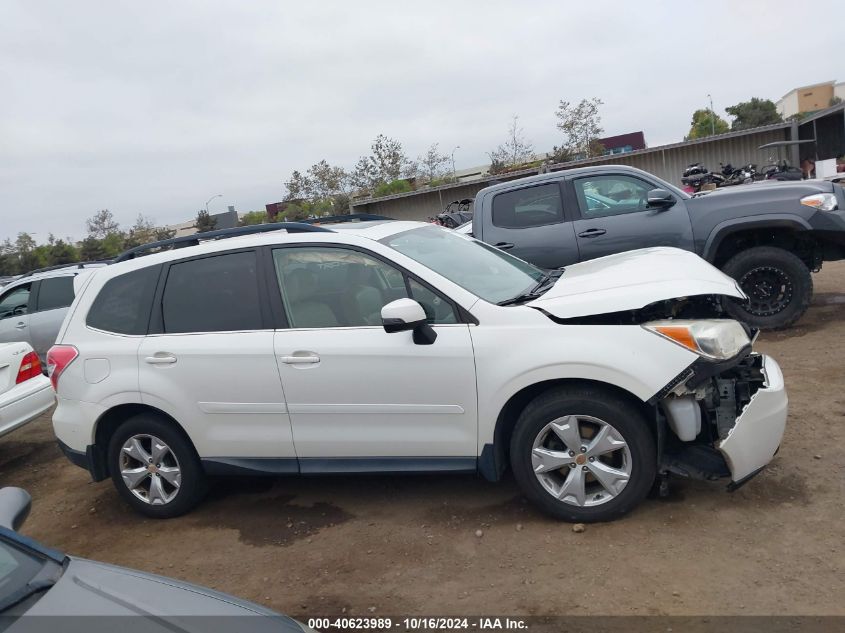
[497,268,564,306]
[0,578,56,613]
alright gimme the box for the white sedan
[0,342,54,438]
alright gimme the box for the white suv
[49,221,787,522]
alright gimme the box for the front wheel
[721,246,812,330]
[108,414,207,518]
[509,385,656,522]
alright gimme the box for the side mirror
[0,487,32,531]
[647,188,675,209]
[381,298,437,345]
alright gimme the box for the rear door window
[35,276,75,312]
[87,266,160,335]
[161,251,263,334]
[491,183,564,228]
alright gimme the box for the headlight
[643,319,750,361]
[800,193,838,211]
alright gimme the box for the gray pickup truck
[469,165,845,329]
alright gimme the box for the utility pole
[707,94,716,136]
[451,146,460,181]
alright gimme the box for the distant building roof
[599,131,646,151]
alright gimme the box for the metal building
[350,103,845,221]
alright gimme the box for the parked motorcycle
[761,160,803,181]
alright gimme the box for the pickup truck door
[477,182,580,269]
[568,173,694,262]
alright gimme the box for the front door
[0,283,33,350]
[570,173,694,262]
[137,250,296,465]
[270,245,478,471]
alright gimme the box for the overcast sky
[2,0,843,242]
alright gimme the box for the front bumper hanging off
[717,354,788,484]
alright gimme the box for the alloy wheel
[739,266,793,316]
[531,415,632,507]
[119,434,182,505]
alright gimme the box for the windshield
[381,225,545,304]
[0,539,43,610]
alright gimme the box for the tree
[725,98,782,130]
[15,233,42,272]
[283,170,312,201]
[417,143,451,183]
[195,210,217,233]
[351,134,414,191]
[79,236,106,262]
[239,211,267,226]
[123,214,159,249]
[686,109,729,140]
[86,209,120,240]
[46,238,78,266]
[831,96,843,107]
[488,115,534,170]
[555,97,605,159]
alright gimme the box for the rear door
[0,283,34,349]
[28,275,76,361]
[137,249,297,465]
[479,182,580,269]
[569,173,694,262]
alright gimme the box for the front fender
[702,214,811,262]
[471,324,699,449]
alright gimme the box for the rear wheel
[509,385,656,522]
[108,414,206,518]
[721,246,812,330]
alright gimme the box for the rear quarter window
[86,266,160,335]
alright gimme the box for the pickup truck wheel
[107,414,207,519]
[721,246,812,330]
[509,386,656,522]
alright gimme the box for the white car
[49,221,787,522]
[0,342,54,438]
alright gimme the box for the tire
[107,414,207,519]
[509,385,656,523]
[721,246,812,330]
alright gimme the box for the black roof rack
[301,213,393,224]
[114,222,332,263]
[18,260,113,279]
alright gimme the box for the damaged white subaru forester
[49,220,787,522]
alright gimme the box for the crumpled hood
[23,557,304,632]
[526,247,745,319]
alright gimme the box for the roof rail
[18,260,113,279]
[114,222,332,263]
[301,213,393,224]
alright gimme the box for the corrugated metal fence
[353,127,793,221]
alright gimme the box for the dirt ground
[2,263,845,618]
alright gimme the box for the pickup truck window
[383,225,544,304]
[492,183,563,228]
[574,175,656,219]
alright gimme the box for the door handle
[281,353,320,365]
[577,228,607,238]
[494,242,514,250]
[144,355,177,365]
[14,322,26,330]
